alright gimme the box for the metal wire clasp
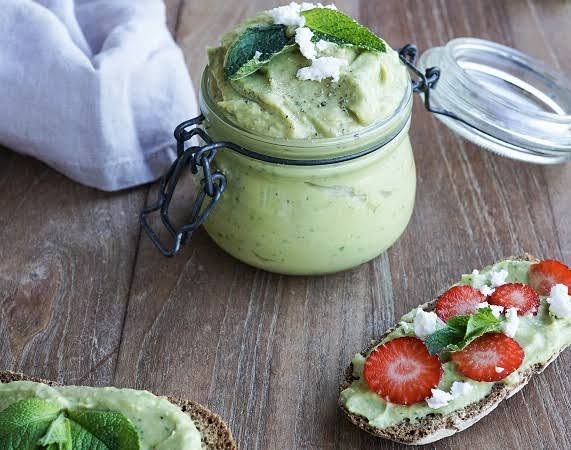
[399,43,467,124]
[140,115,227,257]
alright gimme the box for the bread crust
[0,371,237,450]
[339,254,568,445]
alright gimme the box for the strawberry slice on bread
[488,283,540,315]
[529,259,571,295]
[364,337,442,405]
[434,285,486,321]
[451,333,524,382]
[340,255,571,445]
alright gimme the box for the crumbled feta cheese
[300,2,317,10]
[489,304,504,318]
[480,285,496,296]
[315,39,330,51]
[478,302,504,318]
[301,2,337,10]
[495,366,505,373]
[413,308,443,339]
[426,389,453,409]
[270,2,337,26]
[295,27,316,60]
[490,269,509,288]
[269,2,305,27]
[502,307,519,337]
[450,381,474,399]
[547,283,571,318]
[297,56,347,82]
[253,51,263,61]
[471,270,488,289]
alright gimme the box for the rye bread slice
[0,370,237,450]
[339,254,569,445]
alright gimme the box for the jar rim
[198,66,413,156]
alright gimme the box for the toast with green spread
[0,370,237,450]
[339,254,571,445]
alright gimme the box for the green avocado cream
[0,381,202,450]
[207,12,408,138]
[340,260,571,428]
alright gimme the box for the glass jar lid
[415,38,571,164]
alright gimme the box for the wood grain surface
[1,1,570,449]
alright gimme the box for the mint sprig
[0,399,140,450]
[425,308,504,355]
[301,8,386,53]
[224,24,294,80]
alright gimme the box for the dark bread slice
[0,370,237,450]
[339,254,569,445]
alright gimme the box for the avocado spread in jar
[207,4,408,138]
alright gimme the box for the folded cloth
[0,0,197,191]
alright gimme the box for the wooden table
[1,1,570,448]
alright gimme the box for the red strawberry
[363,336,442,405]
[489,283,540,315]
[434,285,487,321]
[529,260,571,296]
[451,333,524,382]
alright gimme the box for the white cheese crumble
[502,307,519,337]
[480,285,496,297]
[450,381,474,398]
[413,308,444,339]
[495,366,505,373]
[269,3,343,82]
[490,269,509,288]
[269,2,306,27]
[269,2,337,27]
[297,56,347,82]
[472,268,508,290]
[547,283,571,318]
[477,302,504,318]
[426,389,453,409]
[295,27,316,60]
[471,269,487,289]
[315,39,330,50]
[253,51,263,61]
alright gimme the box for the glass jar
[196,69,415,275]
[141,39,571,274]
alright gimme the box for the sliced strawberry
[529,260,571,296]
[434,285,487,321]
[451,333,524,382]
[363,336,442,405]
[489,283,539,315]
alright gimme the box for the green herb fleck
[301,8,386,53]
[425,308,504,355]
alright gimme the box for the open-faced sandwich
[340,254,571,445]
[0,371,236,449]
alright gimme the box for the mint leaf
[224,24,294,80]
[66,409,139,450]
[425,326,464,355]
[425,308,504,355]
[302,8,386,53]
[38,413,72,450]
[0,398,60,450]
[0,398,139,450]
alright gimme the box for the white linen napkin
[0,0,198,191]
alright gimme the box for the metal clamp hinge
[140,115,227,257]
